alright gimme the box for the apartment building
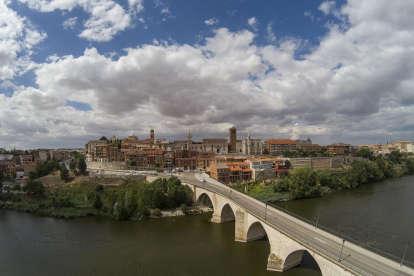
[210,162,230,184]
[327,143,351,156]
[265,139,297,156]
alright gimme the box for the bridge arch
[219,203,236,223]
[283,249,322,273]
[196,192,214,209]
[246,221,267,242]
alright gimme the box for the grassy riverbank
[0,177,197,220]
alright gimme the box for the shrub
[152,208,162,217]
[180,204,188,215]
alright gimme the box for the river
[1,175,413,275]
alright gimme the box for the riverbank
[0,200,213,219]
[0,177,212,220]
[233,157,414,203]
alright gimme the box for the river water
[1,175,413,275]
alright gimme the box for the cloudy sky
[1,0,414,149]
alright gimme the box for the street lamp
[338,239,346,262]
[401,242,410,267]
[315,211,320,229]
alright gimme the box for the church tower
[187,130,192,150]
[150,129,154,144]
[229,126,237,152]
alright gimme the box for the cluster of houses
[2,126,413,186]
[0,149,73,187]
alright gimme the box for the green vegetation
[234,152,414,203]
[0,177,193,220]
[0,171,4,190]
[69,158,77,171]
[60,166,69,181]
[76,157,87,173]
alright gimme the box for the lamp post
[229,187,232,199]
[315,211,320,229]
[401,242,410,267]
[339,239,345,262]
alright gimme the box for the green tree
[60,166,69,181]
[355,148,374,160]
[93,194,103,209]
[388,151,403,164]
[129,160,137,166]
[69,158,77,171]
[12,184,21,191]
[95,184,104,193]
[77,157,87,173]
[23,180,44,196]
[4,186,11,193]
[288,168,318,199]
[317,171,338,190]
[405,159,414,174]
[284,160,291,170]
[29,171,38,180]
[36,163,48,178]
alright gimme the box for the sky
[1,0,414,149]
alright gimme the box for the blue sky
[1,0,414,149]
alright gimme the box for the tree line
[272,153,414,200]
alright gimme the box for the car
[151,172,158,176]
[172,170,176,173]
[199,178,206,182]
[168,173,173,176]
[188,169,194,172]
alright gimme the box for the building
[265,139,297,156]
[0,154,13,161]
[246,158,276,181]
[202,138,229,155]
[38,151,48,161]
[92,144,124,162]
[241,133,263,156]
[295,137,312,145]
[297,144,325,152]
[327,143,351,156]
[174,149,198,170]
[0,161,16,178]
[393,141,413,153]
[196,151,215,171]
[19,155,33,165]
[229,126,237,153]
[358,144,398,155]
[124,149,164,167]
[210,162,230,184]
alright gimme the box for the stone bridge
[189,184,353,276]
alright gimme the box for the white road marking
[314,237,327,244]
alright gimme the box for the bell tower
[150,129,154,144]
[229,126,237,152]
[187,130,192,150]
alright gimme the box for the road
[162,171,414,276]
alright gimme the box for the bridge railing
[183,177,414,273]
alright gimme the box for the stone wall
[289,157,345,171]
